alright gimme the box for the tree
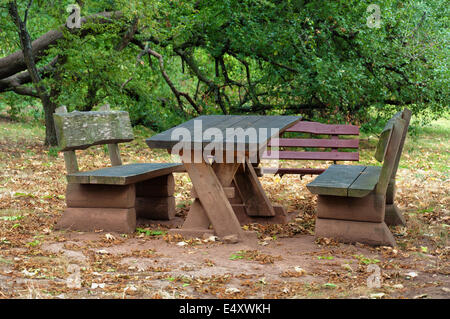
[0,0,448,146]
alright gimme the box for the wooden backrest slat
[375,117,406,195]
[391,108,412,180]
[263,150,359,161]
[374,111,403,162]
[53,110,134,151]
[285,121,360,135]
[268,138,359,149]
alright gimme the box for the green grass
[358,117,449,174]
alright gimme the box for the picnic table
[146,115,300,242]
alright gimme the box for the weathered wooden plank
[260,167,326,175]
[53,111,134,151]
[268,138,359,148]
[390,108,412,179]
[108,143,122,166]
[348,166,381,197]
[67,163,183,185]
[63,150,79,174]
[181,162,240,231]
[263,150,359,161]
[376,118,406,195]
[183,159,244,239]
[306,165,366,196]
[285,121,360,135]
[146,115,300,151]
[233,158,275,216]
[191,186,235,199]
[374,111,403,162]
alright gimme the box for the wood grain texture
[183,159,244,238]
[233,158,275,216]
[348,166,381,197]
[66,162,183,185]
[306,165,366,196]
[374,111,403,162]
[108,143,122,166]
[146,115,300,151]
[285,121,359,135]
[63,150,79,174]
[376,118,405,195]
[263,150,359,161]
[268,138,359,148]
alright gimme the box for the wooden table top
[146,115,301,151]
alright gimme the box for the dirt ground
[0,119,448,299]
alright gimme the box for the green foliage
[0,0,448,130]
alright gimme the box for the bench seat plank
[348,166,381,197]
[306,165,366,196]
[67,163,184,185]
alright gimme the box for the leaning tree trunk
[8,1,58,146]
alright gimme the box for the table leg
[233,157,275,217]
[173,159,244,240]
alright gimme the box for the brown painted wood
[260,167,326,175]
[268,138,359,148]
[183,159,244,239]
[232,203,288,225]
[285,121,360,135]
[233,158,275,217]
[182,162,241,231]
[191,186,235,199]
[263,150,359,161]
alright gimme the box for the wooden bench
[53,105,183,233]
[306,108,411,246]
[260,121,360,176]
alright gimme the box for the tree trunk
[8,1,58,146]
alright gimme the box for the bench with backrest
[305,108,411,246]
[53,105,183,233]
[260,121,360,176]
